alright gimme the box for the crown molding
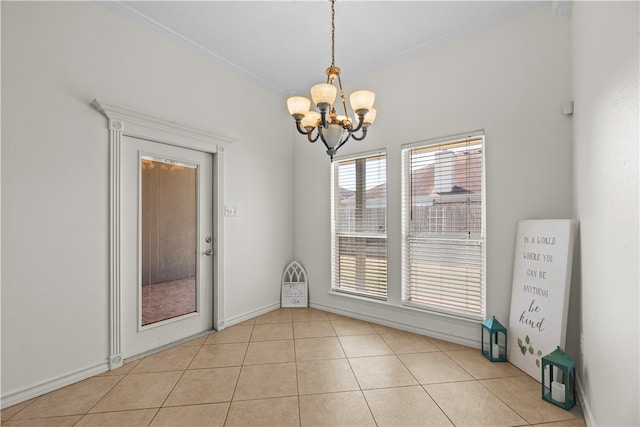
[102,1,287,96]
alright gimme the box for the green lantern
[541,346,576,410]
[481,316,507,362]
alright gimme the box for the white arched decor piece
[91,99,235,369]
[281,261,308,308]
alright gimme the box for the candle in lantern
[551,381,565,403]
[492,343,500,358]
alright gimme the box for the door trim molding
[91,99,234,369]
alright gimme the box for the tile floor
[1,308,586,426]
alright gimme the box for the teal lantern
[541,346,576,410]
[481,316,507,362]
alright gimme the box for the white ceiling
[111,1,548,96]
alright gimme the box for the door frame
[92,99,235,369]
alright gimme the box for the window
[331,151,387,299]
[402,132,485,319]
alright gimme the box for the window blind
[402,134,485,319]
[331,152,387,299]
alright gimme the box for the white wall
[571,2,639,425]
[295,5,573,344]
[1,1,293,405]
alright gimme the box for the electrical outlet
[224,205,237,217]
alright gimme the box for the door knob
[202,249,213,256]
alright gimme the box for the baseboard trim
[1,361,109,410]
[222,301,281,328]
[123,329,215,364]
[310,301,480,348]
[576,376,594,426]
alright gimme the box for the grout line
[476,379,531,424]
[225,323,252,414]
[147,334,216,424]
[420,384,457,427]
[71,408,160,426]
[0,395,39,422]
[78,366,131,420]
[292,335,303,427]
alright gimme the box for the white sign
[281,283,308,308]
[281,261,308,308]
[507,219,577,382]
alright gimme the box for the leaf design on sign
[518,338,523,347]
[520,346,527,355]
[525,335,530,344]
[529,346,534,354]
[536,359,540,367]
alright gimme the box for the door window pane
[141,157,198,326]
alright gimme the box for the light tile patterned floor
[1,308,586,426]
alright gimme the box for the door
[122,136,213,359]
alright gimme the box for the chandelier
[286,0,377,161]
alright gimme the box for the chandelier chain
[331,0,335,67]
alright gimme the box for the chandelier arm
[350,126,368,141]
[307,129,320,143]
[295,120,315,136]
[348,113,366,133]
[335,133,352,151]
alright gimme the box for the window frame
[330,149,388,300]
[401,131,486,320]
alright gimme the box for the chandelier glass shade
[286,0,377,160]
